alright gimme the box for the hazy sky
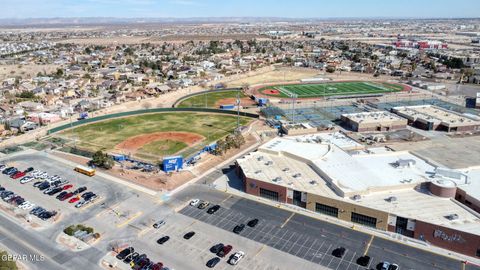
[4,0,480,19]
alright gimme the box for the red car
[217,244,233,258]
[62,184,73,190]
[151,263,163,270]
[60,192,74,201]
[11,171,26,179]
[68,197,80,203]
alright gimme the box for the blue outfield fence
[47,107,259,135]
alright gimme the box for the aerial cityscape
[1,1,480,270]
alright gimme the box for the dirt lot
[227,68,321,87]
[0,64,60,80]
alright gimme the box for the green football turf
[259,81,401,98]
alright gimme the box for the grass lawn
[139,140,188,157]
[177,90,246,108]
[259,81,401,98]
[60,112,251,160]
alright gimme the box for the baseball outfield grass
[259,81,403,98]
[177,90,247,108]
[60,112,251,160]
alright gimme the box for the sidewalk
[213,173,480,267]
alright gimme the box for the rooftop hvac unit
[445,214,459,221]
[265,161,273,166]
[255,170,262,174]
[273,177,282,183]
[352,195,362,201]
[257,156,264,161]
[283,167,290,172]
[386,196,397,202]
[309,180,318,185]
[293,173,302,178]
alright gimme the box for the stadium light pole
[236,90,240,132]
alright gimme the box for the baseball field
[258,81,405,98]
[59,112,251,161]
[177,90,255,108]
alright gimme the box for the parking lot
[177,190,475,270]
[0,156,107,225]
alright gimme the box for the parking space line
[220,195,233,204]
[319,244,332,265]
[280,212,295,228]
[116,211,142,228]
[363,235,374,255]
[301,238,317,259]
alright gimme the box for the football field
[259,81,403,98]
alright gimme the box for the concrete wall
[456,188,480,214]
[306,193,389,230]
[414,220,480,258]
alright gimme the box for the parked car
[189,198,200,206]
[151,262,163,270]
[123,252,139,264]
[217,244,232,258]
[116,247,134,260]
[198,201,210,209]
[56,191,68,200]
[153,220,166,229]
[389,263,399,270]
[38,182,50,191]
[228,251,245,265]
[380,262,391,270]
[156,236,170,245]
[73,187,87,194]
[6,168,18,176]
[69,197,80,203]
[332,247,346,258]
[207,205,220,214]
[33,181,43,187]
[357,255,371,267]
[59,192,73,201]
[247,218,259,227]
[183,231,195,239]
[20,176,34,184]
[206,257,221,268]
[81,192,94,198]
[233,224,245,234]
[47,187,63,196]
[11,171,26,179]
[62,184,73,190]
[210,243,224,254]
[24,167,34,173]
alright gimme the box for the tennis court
[259,81,402,98]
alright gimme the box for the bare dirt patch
[115,132,205,153]
[214,97,257,108]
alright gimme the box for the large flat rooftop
[237,133,480,235]
[392,105,480,127]
[341,111,407,125]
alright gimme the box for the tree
[0,251,18,270]
[233,133,245,148]
[91,150,114,169]
[55,68,64,78]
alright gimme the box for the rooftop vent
[255,170,262,174]
[257,156,264,161]
[309,180,318,185]
[283,167,290,172]
[273,177,282,183]
[445,214,459,221]
[352,195,362,201]
[293,173,302,178]
[386,196,397,202]
[265,161,273,166]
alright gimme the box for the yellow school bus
[74,165,95,177]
